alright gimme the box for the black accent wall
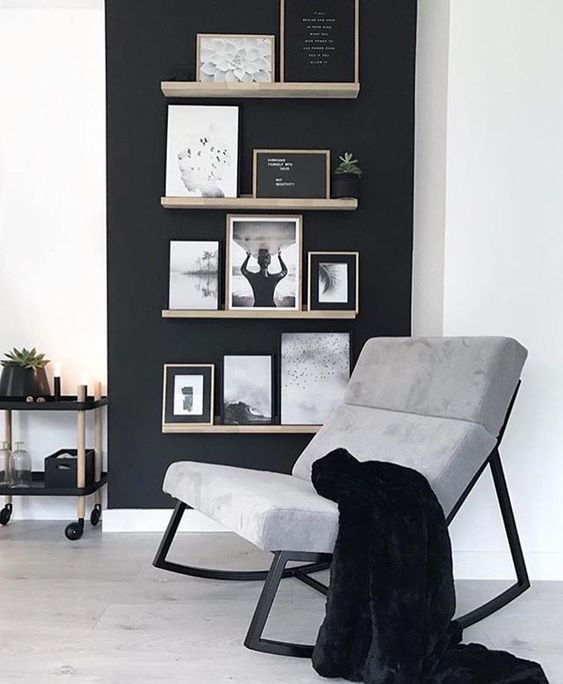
[106,0,417,509]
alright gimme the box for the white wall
[415,0,563,579]
[412,0,449,337]
[0,0,106,519]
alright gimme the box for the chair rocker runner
[153,337,530,658]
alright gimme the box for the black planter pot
[0,366,51,398]
[332,174,361,200]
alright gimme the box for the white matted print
[173,374,204,416]
[226,215,302,311]
[281,332,350,425]
[165,105,239,198]
[318,262,349,303]
[197,34,275,83]
[162,364,214,428]
[169,241,219,310]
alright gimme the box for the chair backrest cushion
[343,337,527,437]
[292,337,527,510]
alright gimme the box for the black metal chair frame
[153,384,529,658]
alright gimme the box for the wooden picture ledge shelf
[162,309,357,320]
[162,424,320,434]
[161,196,358,211]
[161,81,360,99]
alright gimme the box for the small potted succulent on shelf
[332,152,362,200]
[0,347,51,399]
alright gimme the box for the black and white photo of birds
[165,105,239,198]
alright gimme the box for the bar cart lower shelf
[0,473,108,539]
[1,392,108,541]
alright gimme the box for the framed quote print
[280,0,359,84]
[308,252,359,312]
[253,150,330,199]
[162,364,214,429]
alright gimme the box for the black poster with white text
[283,0,357,83]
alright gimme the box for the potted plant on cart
[332,152,362,200]
[0,347,51,399]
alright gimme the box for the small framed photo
[196,34,275,83]
[222,355,275,425]
[169,241,220,310]
[226,214,302,311]
[280,0,360,84]
[253,150,330,199]
[162,364,215,428]
[308,252,359,312]
[280,332,351,425]
[165,104,239,198]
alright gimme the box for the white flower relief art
[199,36,274,83]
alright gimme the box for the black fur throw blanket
[311,449,549,684]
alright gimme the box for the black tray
[0,472,108,497]
[0,396,108,411]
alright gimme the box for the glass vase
[10,441,32,488]
[0,441,9,486]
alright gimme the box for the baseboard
[452,550,563,582]
[102,508,227,533]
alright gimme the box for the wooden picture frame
[196,34,276,83]
[162,364,215,429]
[252,149,331,199]
[225,214,303,313]
[280,0,360,84]
[307,251,359,312]
[221,354,276,425]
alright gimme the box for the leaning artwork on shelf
[169,241,220,310]
[225,214,302,311]
[222,355,274,425]
[196,34,275,83]
[162,364,214,428]
[280,331,351,425]
[165,105,239,198]
[308,251,359,312]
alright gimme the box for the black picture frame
[278,331,353,425]
[280,0,360,84]
[220,354,276,425]
[308,251,359,312]
[162,364,214,428]
[252,149,331,199]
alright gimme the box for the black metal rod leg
[153,501,332,583]
[244,551,331,658]
[456,451,530,630]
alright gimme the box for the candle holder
[54,376,61,401]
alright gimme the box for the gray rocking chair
[153,337,530,658]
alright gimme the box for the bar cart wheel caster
[0,503,12,525]
[65,519,84,541]
[90,504,101,526]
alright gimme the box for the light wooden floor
[0,521,560,683]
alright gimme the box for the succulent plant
[335,152,362,177]
[1,347,50,370]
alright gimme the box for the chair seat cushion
[293,405,498,517]
[163,462,339,553]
